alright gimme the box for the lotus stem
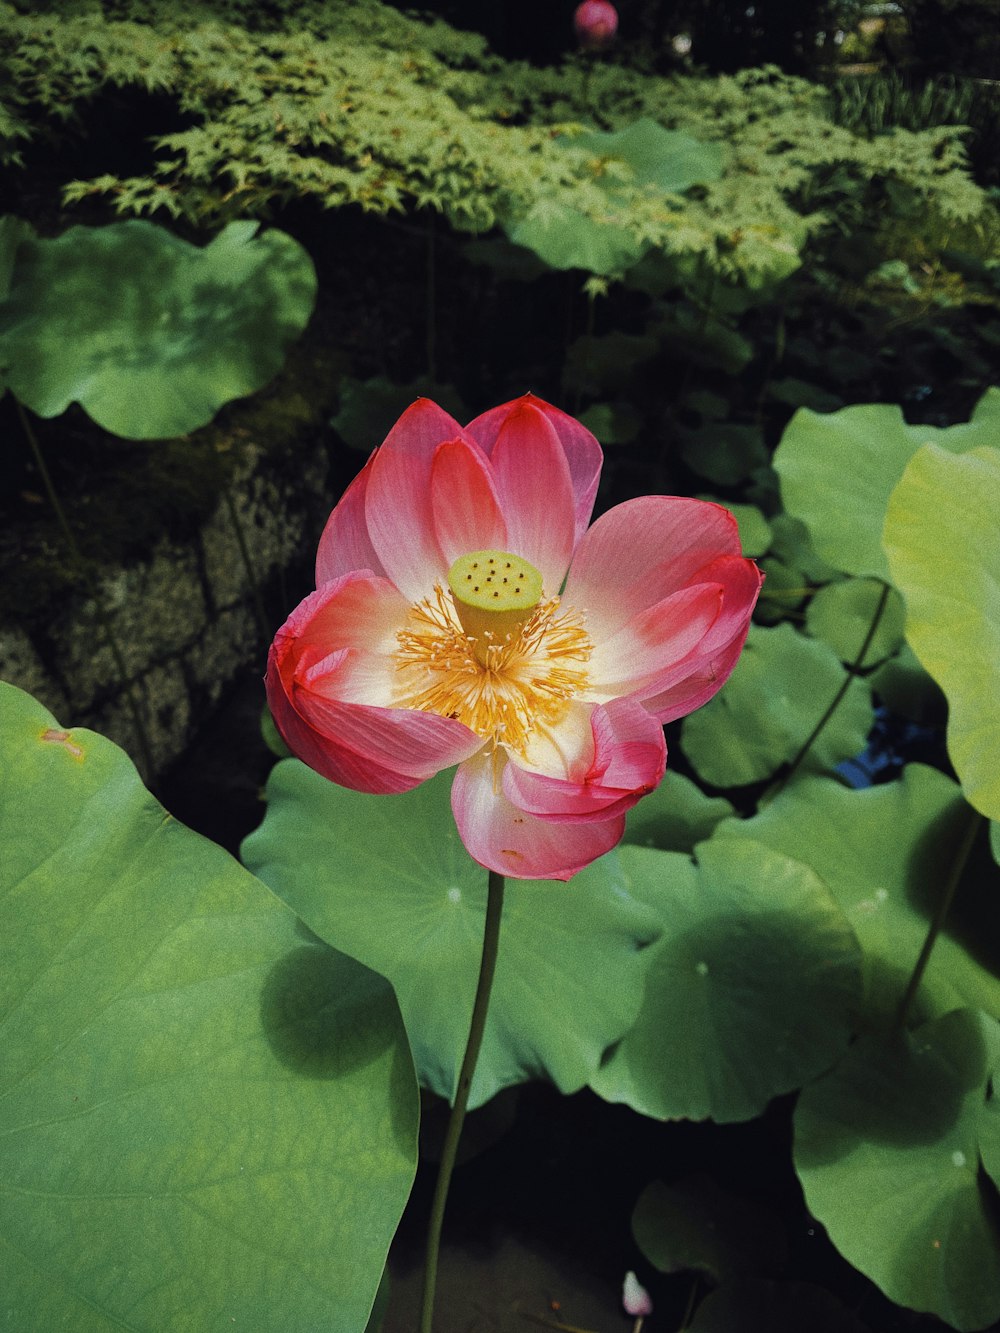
[893,807,982,1032]
[419,868,505,1333]
[221,488,270,645]
[774,579,891,795]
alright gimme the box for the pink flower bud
[574,0,619,50]
[622,1270,653,1317]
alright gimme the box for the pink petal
[266,571,483,793]
[364,398,467,601]
[315,452,387,586]
[586,582,725,699]
[503,698,665,821]
[487,400,577,593]
[431,437,508,567]
[451,750,626,881]
[563,496,743,641]
[465,393,602,549]
[640,556,762,722]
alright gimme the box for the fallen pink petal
[267,394,761,880]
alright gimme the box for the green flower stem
[418,868,505,1333]
[893,807,983,1032]
[773,579,891,796]
[221,488,269,646]
[16,401,157,784]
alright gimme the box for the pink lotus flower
[267,395,761,881]
[574,0,619,50]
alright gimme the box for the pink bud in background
[622,1270,653,1317]
[574,0,619,50]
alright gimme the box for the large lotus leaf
[773,388,1000,580]
[793,1009,1000,1331]
[589,839,862,1122]
[680,623,873,787]
[0,683,417,1333]
[714,765,1000,1024]
[883,443,1000,822]
[623,769,735,854]
[805,577,906,667]
[241,760,661,1110]
[570,118,725,193]
[0,218,317,439]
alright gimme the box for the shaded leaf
[714,766,1000,1023]
[805,578,906,667]
[794,1009,1000,1331]
[632,1175,787,1282]
[680,623,873,787]
[590,839,862,1122]
[689,1279,874,1332]
[623,769,735,854]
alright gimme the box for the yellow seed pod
[447,550,544,661]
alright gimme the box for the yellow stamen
[394,581,592,757]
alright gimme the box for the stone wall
[0,437,330,783]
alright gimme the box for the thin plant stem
[221,488,269,645]
[419,869,505,1333]
[16,401,157,782]
[893,808,982,1032]
[772,580,891,798]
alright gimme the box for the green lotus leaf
[0,683,417,1332]
[679,423,767,485]
[509,199,646,275]
[805,577,906,667]
[767,512,839,585]
[773,387,1000,580]
[623,769,735,854]
[589,839,862,1122]
[752,556,809,626]
[793,1009,1000,1331]
[870,641,947,724]
[701,499,771,557]
[241,760,661,1110]
[576,400,643,445]
[632,1175,786,1282]
[714,765,1000,1023]
[883,443,1000,821]
[680,623,873,787]
[0,217,317,439]
[570,118,725,193]
[507,119,722,276]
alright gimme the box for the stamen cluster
[395,585,593,756]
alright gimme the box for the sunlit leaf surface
[0,683,416,1333]
[0,219,317,438]
[242,761,660,1109]
[883,443,1000,821]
